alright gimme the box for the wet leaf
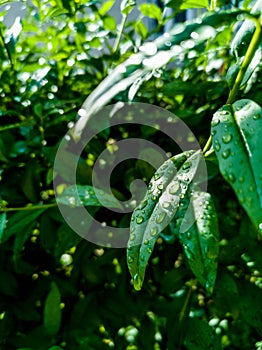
[56,185,123,210]
[127,150,202,290]
[211,100,262,231]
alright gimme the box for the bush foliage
[0,0,262,349]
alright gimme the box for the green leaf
[120,0,136,16]
[166,0,209,10]
[0,213,6,242]
[2,209,45,244]
[180,191,219,294]
[211,100,262,231]
[127,150,202,291]
[134,20,148,40]
[44,282,62,337]
[56,185,123,210]
[99,0,115,16]
[139,3,162,22]
[231,0,262,58]
[103,16,117,31]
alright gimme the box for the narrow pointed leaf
[127,151,194,280]
[211,100,262,231]
[177,191,219,294]
[56,185,123,210]
[137,151,201,289]
[44,282,62,336]
[2,209,45,244]
[127,150,202,290]
[192,191,219,293]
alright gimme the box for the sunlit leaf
[139,3,162,22]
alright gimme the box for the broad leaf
[44,282,62,336]
[56,185,123,210]
[211,100,262,231]
[127,150,202,290]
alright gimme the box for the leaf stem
[0,203,57,212]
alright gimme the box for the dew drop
[151,195,157,201]
[211,130,216,136]
[182,161,192,170]
[228,173,236,183]
[144,239,149,245]
[239,177,244,183]
[147,248,152,254]
[222,133,232,143]
[253,113,261,120]
[162,201,170,209]
[214,141,221,152]
[128,256,134,263]
[221,110,229,115]
[140,200,148,210]
[157,184,164,190]
[68,197,76,206]
[222,149,231,159]
[136,216,144,224]
[156,212,166,224]
[151,227,158,237]
[169,182,180,194]
[154,173,161,181]
[130,233,136,241]
[211,119,220,127]
[133,274,142,291]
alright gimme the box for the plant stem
[113,14,127,53]
[0,203,57,212]
[203,136,212,155]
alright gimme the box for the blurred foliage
[0,0,261,349]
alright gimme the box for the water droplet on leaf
[136,216,144,224]
[169,182,180,194]
[228,173,236,182]
[151,227,158,237]
[222,149,231,159]
[222,133,232,143]
[156,212,166,224]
